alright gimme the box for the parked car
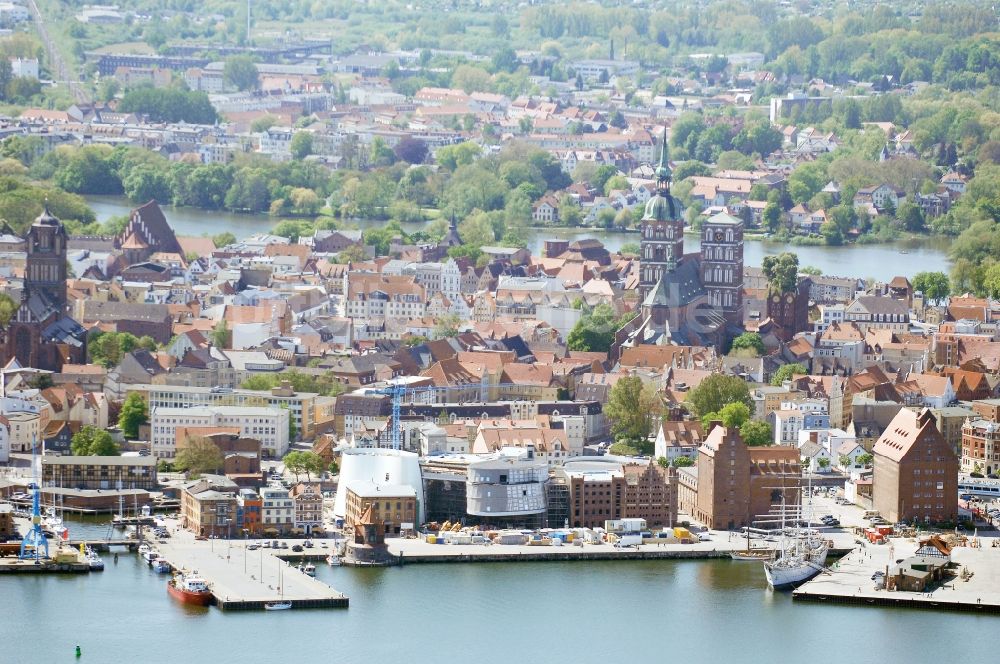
[291,544,304,552]
[698,532,712,541]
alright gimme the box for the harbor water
[3,519,997,663]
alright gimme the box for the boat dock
[0,557,90,574]
[387,537,855,565]
[793,537,1000,613]
[154,537,348,611]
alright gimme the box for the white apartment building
[125,383,323,441]
[150,406,290,459]
[260,485,295,530]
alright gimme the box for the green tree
[71,426,120,456]
[740,420,773,447]
[608,441,640,456]
[762,200,782,233]
[211,319,229,348]
[912,271,950,302]
[762,252,799,293]
[566,303,623,353]
[686,374,753,418]
[701,401,751,429]
[605,376,661,449]
[212,232,236,248]
[224,55,260,90]
[897,201,925,232]
[771,363,808,386]
[730,332,765,356]
[671,456,695,468]
[118,393,148,440]
[174,436,225,477]
[857,453,874,467]
[289,131,313,160]
[0,292,15,326]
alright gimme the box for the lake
[4,516,996,664]
[85,195,951,282]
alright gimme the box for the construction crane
[370,382,556,450]
[20,436,48,563]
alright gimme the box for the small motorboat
[142,548,160,565]
[152,558,172,574]
[327,555,341,566]
[167,573,212,606]
[302,563,316,577]
[86,548,105,571]
[264,601,292,611]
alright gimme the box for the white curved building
[334,448,424,523]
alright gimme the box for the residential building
[261,485,295,534]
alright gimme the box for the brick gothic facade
[1,208,86,372]
[682,424,801,530]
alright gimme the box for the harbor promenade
[387,530,858,564]
[793,537,1000,613]
[154,533,348,610]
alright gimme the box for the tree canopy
[685,374,753,417]
[118,393,148,440]
[71,426,120,456]
[175,437,225,477]
[762,252,800,293]
[605,376,661,451]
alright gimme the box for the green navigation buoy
[75,645,82,658]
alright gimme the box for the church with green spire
[624,129,745,349]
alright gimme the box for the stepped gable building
[623,133,744,349]
[1,207,86,371]
[113,200,183,268]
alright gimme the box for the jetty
[793,537,1000,613]
[154,536,348,611]
[387,535,855,565]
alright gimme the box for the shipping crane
[20,435,48,563]
[370,381,557,450]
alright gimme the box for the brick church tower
[700,212,744,324]
[639,132,684,301]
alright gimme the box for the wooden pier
[154,538,348,611]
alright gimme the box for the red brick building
[873,409,958,524]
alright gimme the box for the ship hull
[167,581,212,606]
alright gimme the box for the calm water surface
[85,195,951,282]
[3,517,995,664]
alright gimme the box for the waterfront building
[555,456,677,529]
[41,455,157,490]
[679,424,801,530]
[291,483,323,535]
[466,448,549,528]
[344,481,416,536]
[260,485,295,534]
[334,448,425,524]
[236,488,262,536]
[180,476,239,537]
[872,408,958,524]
